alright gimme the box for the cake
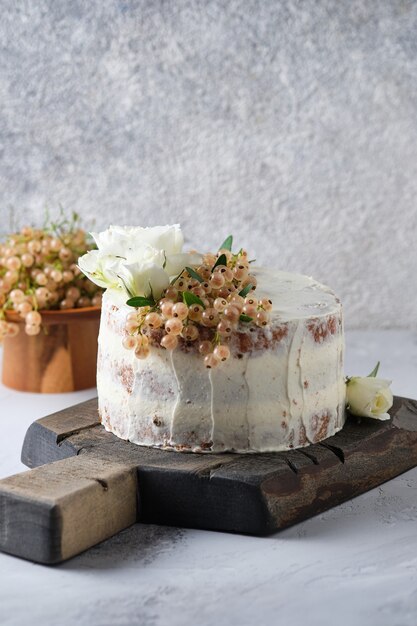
[79,225,346,454]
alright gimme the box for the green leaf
[126,296,155,308]
[185,266,204,283]
[239,283,253,298]
[212,253,227,271]
[182,291,205,308]
[219,235,233,251]
[367,361,380,378]
[239,314,253,323]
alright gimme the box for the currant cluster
[0,214,102,341]
[123,239,273,368]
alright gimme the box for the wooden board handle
[0,454,138,564]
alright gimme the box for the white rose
[78,224,201,299]
[346,376,393,421]
[115,245,171,299]
[90,224,184,259]
[77,250,121,289]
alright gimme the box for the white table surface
[0,330,417,626]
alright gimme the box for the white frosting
[97,268,346,453]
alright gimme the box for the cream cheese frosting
[97,267,346,453]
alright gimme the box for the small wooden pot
[2,307,101,393]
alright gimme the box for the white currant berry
[217,319,233,337]
[60,298,74,309]
[233,264,249,281]
[191,286,205,298]
[76,296,91,308]
[164,286,178,300]
[66,286,80,301]
[223,305,240,322]
[139,334,149,348]
[175,277,187,290]
[10,289,25,304]
[51,269,63,283]
[242,303,257,318]
[35,273,48,286]
[180,324,199,341]
[21,253,34,267]
[201,308,219,327]
[25,311,42,326]
[204,353,220,368]
[92,293,102,307]
[17,301,33,317]
[122,336,138,350]
[197,265,211,279]
[161,334,178,350]
[188,304,203,322]
[62,270,74,283]
[6,256,21,271]
[35,287,49,303]
[165,318,183,335]
[244,296,258,307]
[5,270,18,283]
[209,273,225,289]
[50,238,62,252]
[214,344,230,362]
[145,312,162,329]
[256,310,270,326]
[213,297,228,312]
[198,340,213,355]
[172,302,189,320]
[159,299,172,315]
[126,319,140,333]
[59,248,72,262]
[134,344,151,360]
[228,294,244,309]
[260,298,273,311]
[28,241,41,254]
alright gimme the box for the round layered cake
[97,267,346,453]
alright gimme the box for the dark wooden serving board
[0,395,417,564]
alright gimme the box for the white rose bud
[346,374,393,421]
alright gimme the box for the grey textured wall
[1,0,417,329]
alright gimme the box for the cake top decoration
[78,224,200,298]
[79,224,272,367]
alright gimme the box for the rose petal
[346,376,393,420]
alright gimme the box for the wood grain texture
[0,455,137,564]
[21,397,100,468]
[0,395,416,564]
[2,307,100,393]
